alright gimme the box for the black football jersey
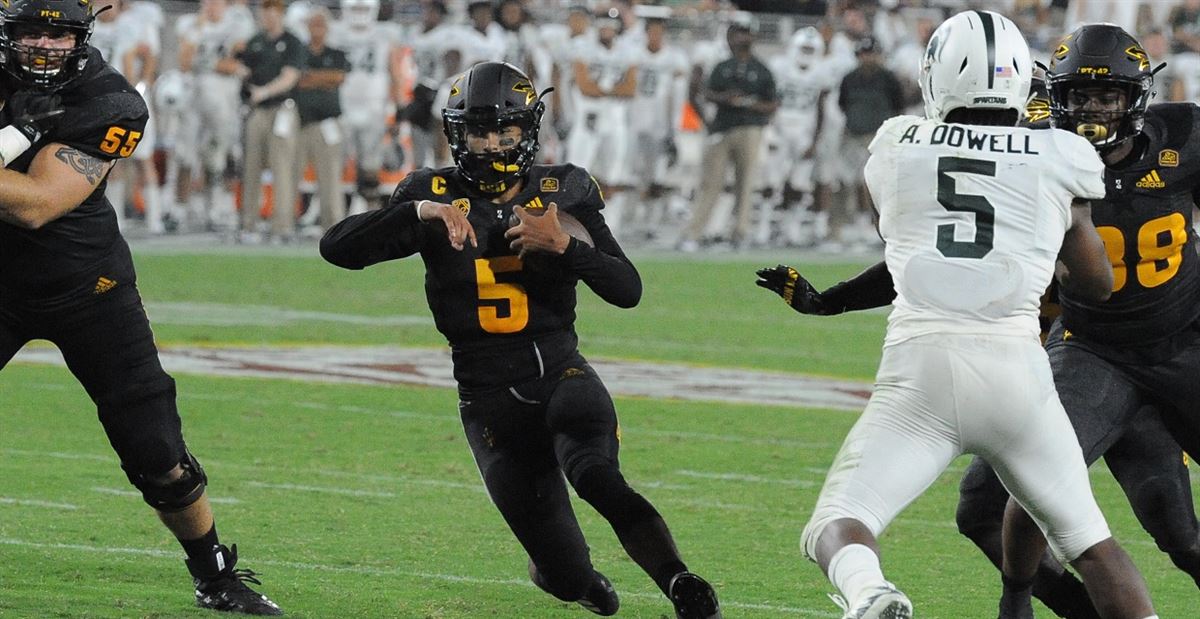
[321,164,641,392]
[0,47,148,305]
[1058,103,1200,347]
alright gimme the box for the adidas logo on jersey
[93,277,117,295]
[1135,170,1165,189]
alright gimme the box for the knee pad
[124,450,208,513]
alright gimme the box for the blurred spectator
[1170,0,1200,54]
[567,6,639,238]
[177,0,254,231]
[228,0,306,243]
[811,17,857,247]
[294,7,348,234]
[406,0,455,170]
[331,0,405,213]
[491,0,551,83]
[678,20,778,251]
[1065,0,1139,33]
[834,36,902,249]
[460,0,505,66]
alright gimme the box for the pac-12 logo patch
[540,178,559,192]
[452,198,470,215]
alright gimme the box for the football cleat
[529,560,619,616]
[668,572,721,619]
[186,544,283,616]
[829,583,912,619]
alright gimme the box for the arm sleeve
[319,177,426,269]
[820,261,897,313]
[559,169,642,308]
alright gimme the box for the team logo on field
[523,196,546,210]
[93,277,117,295]
[540,178,559,192]
[1135,170,1165,189]
[1159,149,1179,167]
[452,198,470,215]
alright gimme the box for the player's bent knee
[1050,520,1112,564]
[124,450,208,513]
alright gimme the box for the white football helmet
[787,27,823,71]
[341,0,379,29]
[919,10,1031,121]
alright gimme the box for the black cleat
[529,560,619,616]
[669,572,721,619]
[186,544,283,616]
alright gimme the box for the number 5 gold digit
[475,256,528,334]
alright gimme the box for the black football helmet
[442,61,548,195]
[0,0,97,91]
[1045,24,1159,152]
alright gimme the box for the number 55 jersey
[1057,103,1200,351]
[864,114,1105,345]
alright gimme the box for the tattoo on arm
[54,147,108,185]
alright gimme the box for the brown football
[507,208,594,247]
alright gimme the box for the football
[507,208,594,247]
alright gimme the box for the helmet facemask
[1048,75,1152,152]
[0,19,92,90]
[443,103,544,196]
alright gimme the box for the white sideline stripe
[0,497,78,510]
[90,487,242,505]
[143,301,433,328]
[0,537,830,616]
[676,470,819,488]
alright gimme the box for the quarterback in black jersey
[758,25,1200,618]
[322,61,720,619]
[0,1,280,615]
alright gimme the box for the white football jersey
[409,23,455,88]
[769,57,830,130]
[91,10,158,79]
[571,37,638,98]
[176,10,253,74]
[631,44,688,135]
[330,20,401,125]
[867,115,1105,343]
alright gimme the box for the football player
[321,61,721,619]
[758,22,1200,619]
[91,0,165,234]
[760,26,830,246]
[625,9,688,239]
[566,6,638,239]
[759,11,1158,618]
[330,0,404,213]
[176,0,252,231]
[405,0,455,170]
[0,0,280,614]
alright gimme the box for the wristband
[0,124,32,167]
[414,200,430,221]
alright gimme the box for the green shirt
[706,55,777,134]
[238,30,307,108]
[294,45,349,125]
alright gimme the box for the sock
[1032,568,1100,619]
[999,573,1034,619]
[179,524,221,570]
[654,559,689,596]
[827,544,887,606]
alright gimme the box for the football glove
[6,90,64,144]
[755,264,835,315]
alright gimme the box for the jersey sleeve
[319,171,427,270]
[1049,129,1105,200]
[54,90,149,161]
[556,165,642,308]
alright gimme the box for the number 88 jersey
[1059,103,1200,348]
[865,114,1104,345]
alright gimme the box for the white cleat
[829,584,913,619]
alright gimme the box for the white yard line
[0,497,77,510]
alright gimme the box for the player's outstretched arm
[755,261,896,315]
[0,142,114,229]
[1056,199,1113,302]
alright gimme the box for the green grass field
[1,247,1195,618]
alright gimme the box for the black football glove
[7,90,64,143]
[755,264,836,315]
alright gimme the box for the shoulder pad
[1143,103,1197,152]
[393,166,459,202]
[868,114,920,154]
[54,68,148,160]
[534,164,603,216]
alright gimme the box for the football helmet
[919,10,1031,122]
[0,0,97,91]
[787,26,823,71]
[340,0,378,29]
[1045,24,1157,151]
[442,61,547,196]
